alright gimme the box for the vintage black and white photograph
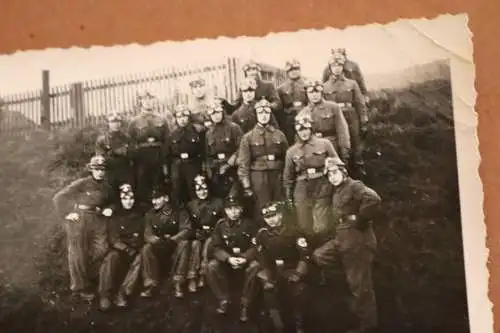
[0,13,487,333]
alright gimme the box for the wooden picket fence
[0,57,287,136]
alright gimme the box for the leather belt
[75,204,101,212]
[296,168,324,181]
[337,102,353,109]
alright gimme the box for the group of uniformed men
[52,48,382,333]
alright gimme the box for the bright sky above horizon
[0,13,470,95]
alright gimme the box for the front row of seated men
[53,154,381,333]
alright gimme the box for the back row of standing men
[53,48,381,333]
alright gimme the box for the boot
[240,303,249,322]
[174,282,184,299]
[269,308,284,332]
[197,275,205,288]
[295,316,305,333]
[188,279,197,293]
[99,296,111,312]
[140,285,155,298]
[216,300,229,315]
[74,290,95,302]
[114,292,127,308]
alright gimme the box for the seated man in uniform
[186,175,225,292]
[253,201,311,333]
[143,187,193,299]
[205,195,259,321]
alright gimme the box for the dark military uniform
[277,77,308,145]
[186,196,224,287]
[188,96,214,132]
[205,118,243,198]
[53,173,115,294]
[298,100,351,161]
[254,220,310,331]
[312,177,381,332]
[231,100,280,134]
[142,202,192,293]
[166,123,204,207]
[205,214,259,309]
[128,112,170,202]
[95,130,133,190]
[283,136,338,238]
[237,124,289,216]
[323,75,368,172]
[322,59,368,96]
[99,204,149,301]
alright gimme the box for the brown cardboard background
[0,0,498,331]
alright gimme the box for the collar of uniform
[336,176,352,191]
[255,123,274,133]
[309,100,325,109]
[330,74,346,82]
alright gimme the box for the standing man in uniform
[253,201,311,333]
[312,157,381,333]
[283,114,338,240]
[233,60,281,115]
[142,187,193,299]
[186,175,225,292]
[237,99,289,219]
[52,155,115,302]
[95,112,133,192]
[231,77,280,134]
[98,184,149,311]
[165,104,204,208]
[321,48,369,102]
[205,195,259,321]
[323,57,369,177]
[188,76,214,133]
[297,80,351,163]
[277,59,308,145]
[128,90,170,204]
[205,99,243,199]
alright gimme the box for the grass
[0,78,470,333]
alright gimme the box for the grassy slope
[0,78,470,333]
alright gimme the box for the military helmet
[331,47,347,56]
[324,157,347,173]
[239,77,258,92]
[207,99,224,115]
[224,195,242,208]
[194,174,209,191]
[304,79,324,93]
[294,113,313,130]
[173,104,191,117]
[328,54,345,66]
[151,186,168,199]
[255,98,272,113]
[137,89,156,100]
[189,76,206,88]
[242,60,262,73]
[87,155,106,170]
[285,59,301,72]
[107,111,123,123]
[261,201,283,218]
[119,183,134,198]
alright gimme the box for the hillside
[0,77,470,333]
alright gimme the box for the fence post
[41,70,51,130]
[70,82,85,128]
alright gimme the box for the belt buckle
[217,153,226,160]
[275,259,284,266]
[306,168,316,176]
[267,154,275,161]
[202,225,210,230]
[133,233,139,237]
[147,137,155,143]
[293,101,302,107]
[232,247,241,255]
[180,153,189,159]
[315,132,323,138]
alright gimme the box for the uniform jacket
[188,95,214,132]
[277,78,308,114]
[166,123,204,163]
[237,124,289,189]
[322,76,368,123]
[108,204,149,251]
[283,136,338,199]
[53,176,116,217]
[297,100,351,155]
[231,100,280,134]
[254,223,309,282]
[127,112,171,155]
[205,118,243,169]
[186,197,225,240]
[211,217,258,262]
[321,59,368,95]
[144,203,192,243]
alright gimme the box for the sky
[0,13,471,95]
